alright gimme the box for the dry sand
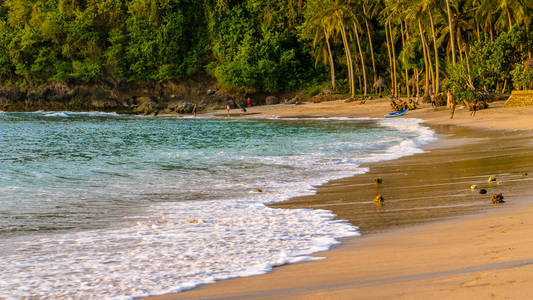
[148,98,533,299]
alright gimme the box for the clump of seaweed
[491,193,505,204]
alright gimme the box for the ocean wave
[0,117,436,299]
[33,111,121,117]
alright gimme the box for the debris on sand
[488,176,497,183]
[470,184,478,191]
[374,177,383,184]
[374,195,384,207]
[479,189,487,194]
[491,193,505,204]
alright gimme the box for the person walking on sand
[470,98,478,117]
[448,91,456,119]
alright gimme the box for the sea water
[0,112,436,299]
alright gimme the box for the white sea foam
[0,117,436,299]
[37,111,120,117]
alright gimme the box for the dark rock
[265,96,280,105]
[374,177,382,184]
[90,98,122,109]
[479,188,487,194]
[286,96,301,105]
[176,102,196,114]
[134,97,159,115]
[522,172,528,177]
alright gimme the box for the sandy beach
[148,98,533,299]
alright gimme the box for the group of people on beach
[226,97,252,117]
[446,91,478,119]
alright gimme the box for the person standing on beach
[448,91,456,119]
[247,97,251,107]
[192,104,197,117]
[226,104,231,117]
[470,99,478,117]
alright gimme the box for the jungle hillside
[0,0,531,113]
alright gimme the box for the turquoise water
[0,112,435,298]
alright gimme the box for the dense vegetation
[0,0,531,100]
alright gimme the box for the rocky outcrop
[0,74,239,114]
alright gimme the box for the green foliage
[511,64,533,90]
[447,64,476,101]
[205,0,315,93]
[469,26,529,91]
[0,0,530,97]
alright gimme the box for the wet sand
[147,99,533,299]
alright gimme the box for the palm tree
[353,20,367,95]
[427,6,440,93]
[445,0,456,65]
[302,0,338,90]
[362,3,377,86]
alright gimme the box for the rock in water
[374,195,384,207]
[491,193,505,204]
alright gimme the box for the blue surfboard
[385,109,408,118]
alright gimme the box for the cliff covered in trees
[0,0,531,113]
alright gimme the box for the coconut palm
[302,0,338,90]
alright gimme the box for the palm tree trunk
[353,22,367,96]
[415,69,420,99]
[385,22,394,95]
[457,30,463,62]
[425,38,435,95]
[476,21,481,42]
[323,26,336,90]
[400,20,410,98]
[507,9,512,31]
[502,79,507,93]
[389,22,398,97]
[464,44,473,84]
[363,5,376,86]
[445,0,456,65]
[418,18,429,97]
[428,9,439,94]
[340,21,354,97]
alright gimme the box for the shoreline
[146,98,533,299]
